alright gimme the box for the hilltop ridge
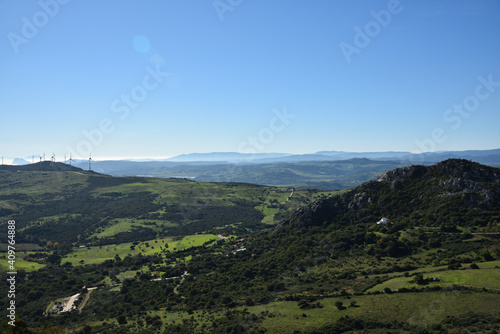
[377,159,500,183]
[0,161,87,173]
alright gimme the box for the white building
[377,217,390,225]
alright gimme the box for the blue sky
[1,0,499,160]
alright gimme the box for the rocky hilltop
[280,159,500,230]
[377,159,500,183]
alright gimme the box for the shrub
[117,315,127,325]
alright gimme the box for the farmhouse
[376,217,390,225]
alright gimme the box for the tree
[117,315,127,325]
[222,296,234,307]
[413,273,426,285]
[139,273,151,281]
[335,301,344,310]
[46,253,61,265]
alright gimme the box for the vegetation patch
[367,261,500,292]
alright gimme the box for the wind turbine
[89,154,93,171]
[49,153,55,167]
[68,153,74,166]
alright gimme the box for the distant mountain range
[161,149,500,164]
[4,149,499,189]
[166,152,291,162]
[7,149,500,165]
[163,149,500,164]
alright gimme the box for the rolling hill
[0,166,335,247]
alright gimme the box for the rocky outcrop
[377,165,428,182]
[348,192,371,210]
[437,176,498,207]
[438,177,486,195]
[377,159,500,184]
[280,194,348,229]
[433,159,500,182]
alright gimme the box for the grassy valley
[76,159,411,190]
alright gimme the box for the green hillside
[1,159,499,333]
[0,170,337,247]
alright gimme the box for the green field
[61,234,219,266]
[174,234,219,250]
[147,290,499,333]
[0,251,47,272]
[242,291,499,332]
[366,260,500,293]
[91,218,176,239]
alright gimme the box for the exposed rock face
[377,165,428,182]
[437,176,498,207]
[377,159,500,184]
[348,192,371,210]
[282,194,348,229]
[433,159,500,182]
[377,159,500,207]
[438,178,485,195]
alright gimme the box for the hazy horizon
[2,147,500,165]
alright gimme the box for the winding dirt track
[62,293,80,312]
[78,287,97,312]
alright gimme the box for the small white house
[377,217,390,225]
